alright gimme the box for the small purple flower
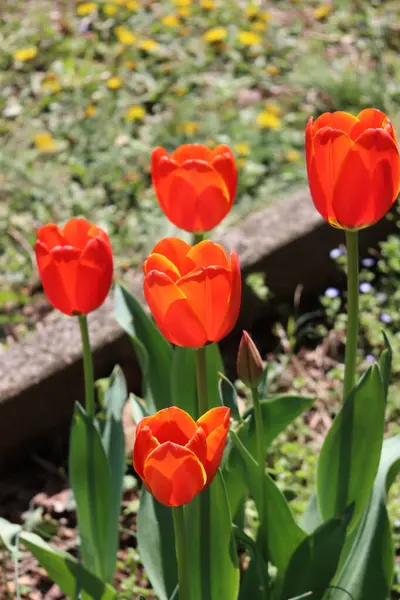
[362,257,375,268]
[365,354,375,363]
[329,248,343,260]
[380,313,393,324]
[325,287,340,298]
[359,282,372,294]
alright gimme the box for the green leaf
[171,346,198,419]
[330,435,400,599]
[69,403,112,582]
[205,343,225,408]
[0,517,22,553]
[130,392,150,423]
[379,330,392,403]
[230,431,306,575]
[317,365,385,528]
[19,530,117,600]
[100,366,127,583]
[186,471,240,600]
[219,373,242,423]
[114,283,173,413]
[136,489,177,600]
[234,525,269,600]
[278,513,350,600]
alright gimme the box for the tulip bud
[237,331,264,388]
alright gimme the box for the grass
[1,0,400,339]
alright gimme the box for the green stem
[343,230,359,401]
[172,506,190,600]
[252,386,269,584]
[192,231,205,245]
[195,346,208,417]
[78,314,95,420]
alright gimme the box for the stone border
[0,189,397,471]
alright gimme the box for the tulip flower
[151,143,237,232]
[35,217,113,315]
[306,108,400,230]
[143,237,241,347]
[133,406,230,506]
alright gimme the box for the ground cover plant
[1,104,400,600]
[2,0,400,342]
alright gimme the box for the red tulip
[306,108,400,230]
[143,237,241,347]
[35,217,113,315]
[151,143,237,232]
[133,406,230,506]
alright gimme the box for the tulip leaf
[278,511,350,600]
[130,392,150,423]
[171,346,198,419]
[114,283,173,413]
[19,530,117,600]
[379,330,392,403]
[317,364,385,528]
[69,402,112,582]
[219,373,242,423]
[136,489,177,600]
[234,525,269,600]
[206,343,225,408]
[100,366,127,582]
[329,435,400,599]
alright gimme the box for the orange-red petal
[186,240,230,270]
[143,253,181,281]
[186,426,208,465]
[35,243,80,315]
[133,426,160,479]
[143,442,207,506]
[171,144,213,164]
[62,217,92,249]
[349,108,387,141]
[312,111,358,136]
[36,223,65,249]
[211,145,237,203]
[140,406,198,445]
[197,407,230,483]
[74,237,113,313]
[215,250,241,341]
[150,238,193,277]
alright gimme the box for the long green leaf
[205,343,225,408]
[317,365,385,528]
[234,525,269,600]
[114,283,173,413]
[330,435,400,599]
[19,530,117,600]
[69,403,112,581]
[101,366,127,582]
[278,513,350,600]
[171,346,198,419]
[136,489,177,600]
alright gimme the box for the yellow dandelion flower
[266,64,280,76]
[252,21,266,31]
[139,39,159,51]
[127,105,145,121]
[162,15,180,27]
[178,7,190,16]
[264,102,280,116]
[174,86,187,96]
[107,76,123,89]
[287,149,300,163]
[246,5,258,18]
[256,111,281,129]
[259,11,272,22]
[76,2,97,16]
[172,0,191,6]
[200,0,215,8]
[34,132,57,153]
[238,31,262,46]
[125,0,139,8]
[85,104,96,117]
[313,4,332,20]
[42,79,62,94]
[182,122,199,135]
[14,47,38,62]
[104,4,118,15]
[203,27,228,43]
[115,26,136,45]
[125,60,136,70]
[234,143,250,156]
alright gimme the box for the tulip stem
[78,314,95,420]
[252,386,269,582]
[172,506,190,600]
[343,230,359,401]
[193,232,205,245]
[195,346,208,417]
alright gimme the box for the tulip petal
[197,406,230,435]
[349,108,387,141]
[151,149,179,215]
[144,271,207,346]
[171,144,213,164]
[75,237,113,313]
[195,185,232,232]
[312,111,358,136]
[305,117,314,178]
[186,240,230,270]
[143,442,207,506]
[140,406,198,446]
[177,266,232,341]
[133,426,160,479]
[215,250,241,341]
[35,243,80,315]
[333,128,400,229]
[197,407,230,483]
[186,426,208,465]
[36,223,65,249]
[150,238,193,277]
[62,218,92,249]
[211,145,237,202]
[143,253,181,281]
